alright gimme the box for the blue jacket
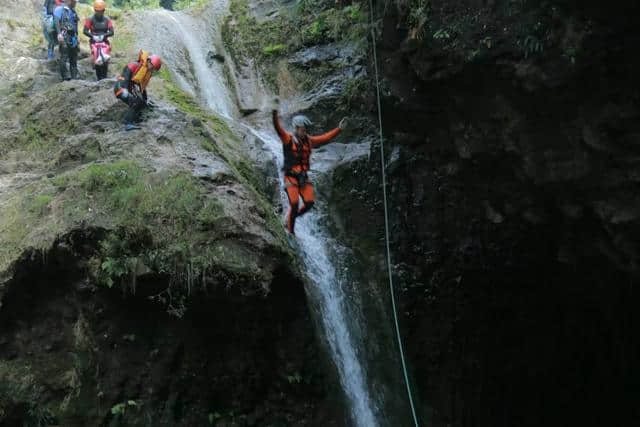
[53,5,78,34]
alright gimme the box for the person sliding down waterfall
[113,51,162,131]
[272,109,347,235]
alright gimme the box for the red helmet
[148,55,162,71]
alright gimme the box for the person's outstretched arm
[272,110,290,144]
[309,118,347,148]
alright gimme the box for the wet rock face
[0,3,342,425]
[0,232,337,426]
[336,0,640,425]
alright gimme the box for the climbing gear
[285,170,308,188]
[282,135,311,173]
[148,55,162,71]
[367,0,419,425]
[42,14,55,33]
[292,115,312,129]
[272,109,341,235]
[93,0,105,11]
[57,6,78,48]
[87,16,110,36]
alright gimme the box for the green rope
[367,0,420,426]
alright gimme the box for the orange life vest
[131,50,153,92]
[283,135,312,173]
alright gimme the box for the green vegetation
[161,82,233,140]
[28,195,53,216]
[1,0,293,313]
[111,0,160,9]
[521,34,544,58]
[223,0,368,91]
[50,160,231,294]
[16,116,79,159]
[341,76,368,108]
[262,43,287,56]
[223,0,293,64]
[111,400,139,416]
[298,4,367,46]
[173,0,210,11]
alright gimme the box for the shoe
[124,123,141,131]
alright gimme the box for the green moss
[156,66,172,82]
[161,82,234,142]
[28,194,53,216]
[0,180,59,272]
[223,0,293,64]
[8,115,81,161]
[341,76,368,108]
[224,0,368,92]
[200,139,221,156]
[174,0,210,11]
[262,43,287,55]
[302,4,368,45]
[36,160,228,290]
[71,161,222,232]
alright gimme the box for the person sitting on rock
[113,50,162,131]
[272,109,347,235]
[53,0,79,80]
[42,0,62,60]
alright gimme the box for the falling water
[138,4,379,425]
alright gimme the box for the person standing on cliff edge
[272,109,347,235]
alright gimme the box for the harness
[88,15,110,35]
[283,135,312,187]
[283,135,311,170]
[59,6,78,47]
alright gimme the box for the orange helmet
[148,55,162,71]
[93,0,106,12]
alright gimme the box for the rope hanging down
[367,1,420,426]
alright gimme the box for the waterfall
[137,4,380,425]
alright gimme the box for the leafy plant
[522,35,543,58]
[111,400,138,416]
[28,194,53,216]
[341,77,367,108]
[433,28,451,40]
[286,372,302,384]
[564,46,577,64]
[407,0,430,28]
[208,412,222,424]
[480,36,493,49]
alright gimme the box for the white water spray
[140,5,379,425]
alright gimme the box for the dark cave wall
[332,0,640,425]
[0,231,344,427]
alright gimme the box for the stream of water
[139,4,380,426]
